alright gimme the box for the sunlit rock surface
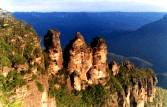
[88,38,109,85]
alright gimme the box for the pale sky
[0,0,167,12]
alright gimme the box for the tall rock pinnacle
[44,29,63,74]
[66,32,93,90]
[88,38,109,85]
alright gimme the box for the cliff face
[0,11,53,107]
[111,61,157,107]
[0,11,159,107]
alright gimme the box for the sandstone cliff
[0,11,53,107]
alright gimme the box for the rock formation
[44,29,63,75]
[128,73,157,107]
[88,38,109,85]
[63,33,109,90]
[65,32,93,90]
[123,60,135,71]
[43,30,158,107]
[111,61,120,76]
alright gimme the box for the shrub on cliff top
[0,70,25,92]
[50,85,108,107]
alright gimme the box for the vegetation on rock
[0,11,44,106]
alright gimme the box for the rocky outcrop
[128,73,157,107]
[123,60,135,71]
[62,33,109,90]
[110,61,120,76]
[65,32,93,90]
[88,38,109,85]
[44,30,63,75]
[67,32,92,77]
[104,60,157,107]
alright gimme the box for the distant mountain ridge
[13,12,165,47]
[136,14,167,35]
[109,14,167,74]
[108,53,153,68]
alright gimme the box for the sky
[0,0,167,12]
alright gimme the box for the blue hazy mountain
[110,15,167,74]
[13,12,165,46]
